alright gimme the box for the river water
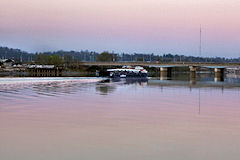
[0,75,240,160]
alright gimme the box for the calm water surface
[0,76,240,160]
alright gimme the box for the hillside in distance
[0,46,240,63]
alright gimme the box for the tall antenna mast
[199,25,202,57]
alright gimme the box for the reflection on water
[0,75,240,160]
[96,83,116,95]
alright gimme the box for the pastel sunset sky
[0,0,240,57]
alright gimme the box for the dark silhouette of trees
[96,52,116,62]
[1,46,240,63]
[64,54,73,66]
[35,54,63,66]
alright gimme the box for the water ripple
[0,77,105,101]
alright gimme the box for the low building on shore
[27,65,63,77]
[0,59,14,68]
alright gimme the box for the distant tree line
[1,46,240,65]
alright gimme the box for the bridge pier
[189,66,197,84]
[189,66,197,72]
[214,68,224,82]
[189,66,197,78]
[160,67,172,80]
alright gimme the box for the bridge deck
[81,62,240,69]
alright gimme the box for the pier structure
[189,65,197,73]
[214,68,225,82]
[160,66,172,80]
[154,65,227,82]
[189,66,197,83]
[189,66,197,85]
[198,66,225,82]
[151,65,193,80]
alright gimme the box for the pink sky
[0,0,240,57]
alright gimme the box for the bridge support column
[189,66,197,84]
[160,67,172,80]
[214,68,224,82]
[189,66,197,78]
[189,66,197,72]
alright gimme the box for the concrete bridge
[81,62,240,67]
[149,64,239,82]
[82,62,240,82]
[82,62,240,74]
